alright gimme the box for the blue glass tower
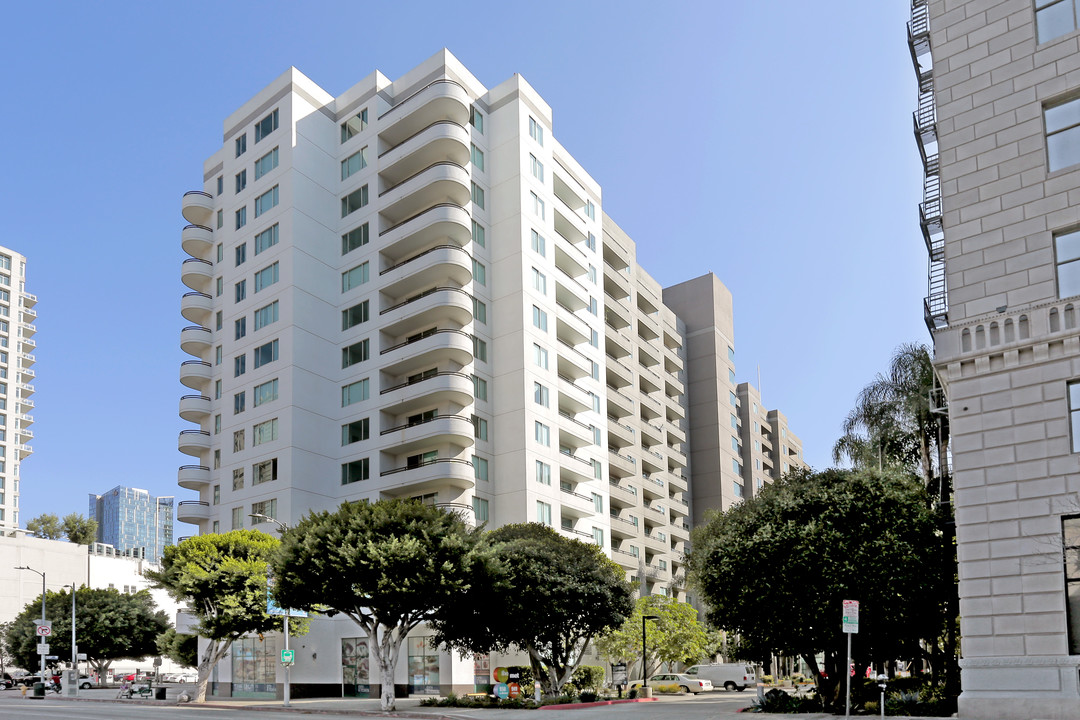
[88,486,174,562]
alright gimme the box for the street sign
[45,655,58,660]
[35,624,52,637]
[37,643,49,655]
[281,649,295,664]
[842,599,859,633]
[77,653,87,661]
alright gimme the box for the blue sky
[1,0,925,525]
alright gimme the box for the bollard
[876,674,888,719]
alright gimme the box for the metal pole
[641,617,647,689]
[845,632,852,718]
[40,572,46,680]
[71,584,77,697]
[284,614,290,707]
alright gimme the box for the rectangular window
[532,305,548,331]
[341,458,369,485]
[532,268,546,294]
[535,421,550,446]
[531,192,545,219]
[472,414,488,440]
[534,382,549,407]
[253,418,278,446]
[733,459,743,475]
[216,277,223,296]
[342,223,369,255]
[587,265,597,284]
[473,336,488,361]
[529,116,544,146]
[341,109,368,143]
[253,339,279,368]
[231,507,242,529]
[235,243,247,266]
[342,418,369,445]
[213,485,220,504]
[1057,230,1080,298]
[214,414,221,434]
[254,378,278,406]
[592,527,604,547]
[585,232,596,252]
[216,176,223,195]
[216,311,223,331]
[234,432,245,455]
[733,481,744,498]
[254,262,279,292]
[472,298,487,324]
[217,210,223,229]
[1064,515,1080,652]
[592,493,603,513]
[255,109,279,143]
[730,391,738,407]
[472,497,489,523]
[235,206,247,229]
[234,354,246,377]
[728,346,736,362]
[584,199,596,220]
[471,144,485,171]
[471,182,485,209]
[472,259,486,286]
[234,391,246,414]
[531,229,546,256]
[235,169,247,194]
[730,414,738,429]
[470,106,484,133]
[254,147,279,180]
[533,343,548,369]
[341,186,369,217]
[342,262,369,292]
[530,154,544,182]
[254,224,279,254]
[236,279,247,303]
[1047,96,1080,172]
[1070,381,1080,452]
[254,300,279,330]
[342,379,369,406]
[251,498,278,525]
[341,147,369,180]
[590,329,599,348]
[342,301,369,330]
[235,317,247,340]
[342,339,369,368]
[1036,0,1080,44]
[215,379,222,399]
[536,501,552,526]
[732,436,741,452]
[588,297,597,315]
[235,134,247,157]
[471,219,485,247]
[473,375,487,400]
[473,456,489,482]
[215,346,222,365]
[729,368,737,383]
[254,185,278,217]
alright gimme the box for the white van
[684,663,757,691]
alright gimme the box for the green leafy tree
[156,628,198,668]
[596,595,713,679]
[146,531,280,702]
[4,587,168,678]
[0,622,13,677]
[61,513,98,545]
[271,499,486,712]
[25,513,63,540]
[431,523,633,698]
[687,467,949,708]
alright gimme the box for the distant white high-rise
[0,245,35,531]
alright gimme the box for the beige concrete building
[0,245,35,532]
[735,382,807,495]
[914,1,1080,717]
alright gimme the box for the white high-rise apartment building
[913,1,1080,717]
[176,50,694,696]
[0,245,35,531]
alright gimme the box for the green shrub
[566,665,605,695]
[579,690,598,703]
[752,687,823,713]
[654,683,682,694]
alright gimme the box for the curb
[538,697,658,710]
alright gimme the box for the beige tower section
[0,246,35,531]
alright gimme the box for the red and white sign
[842,599,859,634]
[35,624,52,637]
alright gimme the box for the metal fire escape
[910,0,947,335]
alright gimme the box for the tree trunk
[194,638,231,703]
[375,623,403,712]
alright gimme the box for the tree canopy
[430,523,633,697]
[156,628,198,668]
[146,531,280,702]
[23,512,98,544]
[271,499,485,712]
[25,513,63,539]
[4,587,168,676]
[687,467,950,705]
[595,595,715,679]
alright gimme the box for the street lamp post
[642,614,659,690]
[15,566,47,681]
[250,513,291,708]
[63,583,78,697]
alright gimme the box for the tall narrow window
[1057,230,1080,298]
[341,109,367,143]
[532,305,547,331]
[535,460,551,485]
[471,182,485,209]
[1069,381,1080,452]
[471,144,485,171]
[531,230,546,256]
[530,154,544,182]
[529,117,544,146]
[470,106,484,134]
[471,220,485,248]
[536,501,552,526]
[531,192,545,219]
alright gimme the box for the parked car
[77,676,94,689]
[177,672,198,683]
[629,673,714,694]
[684,663,757,691]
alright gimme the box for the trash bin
[32,682,45,698]
[154,686,166,700]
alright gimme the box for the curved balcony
[379,286,473,337]
[377,457,475,495]
[377,79,471,148]
[178,430,211,456]
[378,162,471,226]
[379,120,470,187]
[181,190,214,225]
[181,291,214,324]
[177,463,211,489]
[181,257,214,291]
[380,414,475,455]
[380,244,472,298]
[380,370,474,414]
[177,500,212,524]
[180,360,212,390]
[379,203,471,261]
[379,328,474,376]
[179,394,212,423]
[181,224,214,258]
[180,325,213,357]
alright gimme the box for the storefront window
[232,636,278,698]
[342,637,371,697]
[407,636,440,694]
[473,653,491,692]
